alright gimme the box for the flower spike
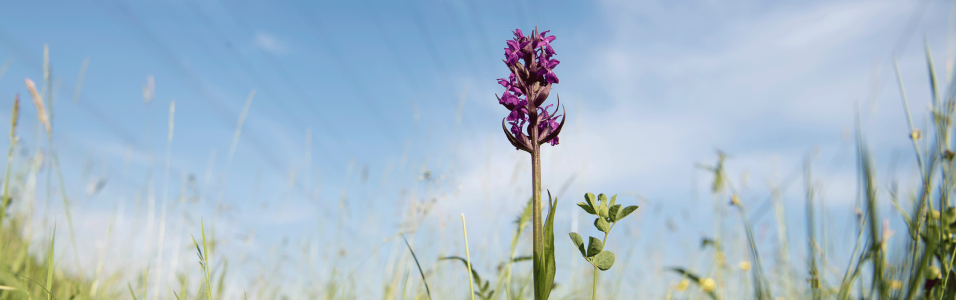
[496,28,563,151]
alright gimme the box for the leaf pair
[576,193,638,224]
[568,192,639,273]
[568,233,615,271]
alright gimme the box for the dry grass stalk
[24,78,51,134]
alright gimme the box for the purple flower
[498,73,523,96]
[513,29,526,40]
[497,27,565,152]
[537,105,562,146]
[536,30,557,58]
[509,116,526,137]
[508,101,528,121]
[498,92,527,111]
[504,40,523,65]
[537,56,560,84]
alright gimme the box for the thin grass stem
[462,214,476,300]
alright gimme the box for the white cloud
[254,31,290,55]
[449,0,937,222]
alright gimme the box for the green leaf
[128,283,139,300]
[441,256,482,286]
[576,202,596,215]
[513,256,532,262]
[609,195,617,207]
[402,235,432,300]
[616,205,639,221]
[585,193,599,212]
[608,204,622,222]
[594,217,610,233]
[593,251,615,271]
[700,238,718,250]
[45,223,55,300]
[598,193,608,208]
[569,232,586,258]
[587,237,604,257]
[599,206,609,219]
[945,207,956,224]
[534,192,558,300]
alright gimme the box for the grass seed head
[24,78,50,134]
[11,94,19,134]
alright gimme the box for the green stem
[592,265,598,300]
[531,132,543,298]
[462,214,475,300]
[0,95,17,227]
[593,223,613,300]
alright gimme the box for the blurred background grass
[0,0,954,299]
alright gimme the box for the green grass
[2,24,956,300]
[0,216,121,299]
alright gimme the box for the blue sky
[0,0,953,298]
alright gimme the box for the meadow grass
[1,31,956,300]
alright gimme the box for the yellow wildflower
[738,261,751,271]
[890,280,902,290]
[700,278,716,292]
[676,279,689,291]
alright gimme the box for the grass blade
[402,268,410,300]
[402,235,431,300]
[0,94,18,227]
[128,283,138,300]
[44,223,55,300]
[462,214,476,300]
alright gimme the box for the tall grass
[2,23,956,300]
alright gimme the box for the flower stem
[593,225,612,300]
[592,265,598,300]
[531,137,543,296]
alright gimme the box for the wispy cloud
[254,31,290,55]
[452,0,938,219]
